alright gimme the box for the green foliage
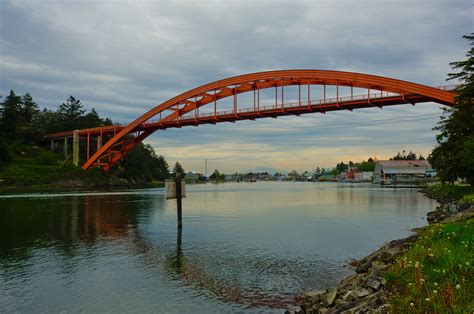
[210,169,225,181]
[172,162,185,178]
[0,92,113,145]
[384,219,474,312]
[45,96,113,133]
[429,34,474,185]
[0,91,42,143]
[335,162,348,174]
[117,144,170,183]
[0,163,59,186]
[0,145,118,187]
[58,96,85,121]
[356,160,375,172]
[0,90,175,187]
[425,184,474,203]
[461,194,474,204]
[154,155,171,181]
[391,150,418,160]
[0,139,13,166]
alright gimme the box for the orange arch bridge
[45,70,456,171]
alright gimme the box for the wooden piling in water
[175,173,183,229]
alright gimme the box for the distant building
[337,170,373,182]
[373,160,432,185]
[184,172,201,183]
[355,171,373,182]
[318,174,337,182]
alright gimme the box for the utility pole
[205,158,208,177]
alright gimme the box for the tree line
[0,91,186,183]
[428,34,474,185]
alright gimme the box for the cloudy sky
[0,0,471,173]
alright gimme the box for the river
[0,182,436,312]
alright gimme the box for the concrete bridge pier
[73,130,79,166]
[97,135,102,149]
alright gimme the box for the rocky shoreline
[289,198,474,314]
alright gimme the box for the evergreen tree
[21,93,39,123]
[172,162,185,178]
[429,34,474,185]
[57,96,85,131]
[210,169,225,181]
[0,90,22,140]
[17,93,41,143]
[154,155,170,181]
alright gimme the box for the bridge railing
[45,84,459,138]
[169,84,459,122]
[167,92,410,122]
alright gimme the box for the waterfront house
[318,174,337,182]
[373,160,432,185]
[184,171,201,183]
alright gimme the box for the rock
[319,307,329,313]
[371,261,388,271]
[355,260,371,273]
[285,305,302,314]
[354,288,370,298]
[339,273,365,289]
[305,289,326,302]
[326,288,337,306]
[367,279,381,291]
[449,203,459,213]
[427,209,450,224]
[342,290,354,301]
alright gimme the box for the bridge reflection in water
[1,183,437,312]
[0,192,303,309]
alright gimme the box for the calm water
[0,182,436,312]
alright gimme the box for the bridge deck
[45,85,456,140]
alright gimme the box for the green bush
[425,184,474,203]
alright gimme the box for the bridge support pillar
[73,130,79,166]
[97,135,102,150]
[64,137,68,157]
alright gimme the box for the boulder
[354,288,370,298]
[326,288,338,306]
[367,279,381,291]
[342,290,354,301]
[305,289,326,302]
[285,305,302,314]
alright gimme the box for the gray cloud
[0,0,470,171]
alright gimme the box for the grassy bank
[0,145,124,188]
[425,184,474,204]
[384,217,474,312]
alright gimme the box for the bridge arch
[80,70,455,171]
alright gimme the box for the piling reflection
[162,226,302,308]
[1,184,435,311]
[0,192,295,309]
